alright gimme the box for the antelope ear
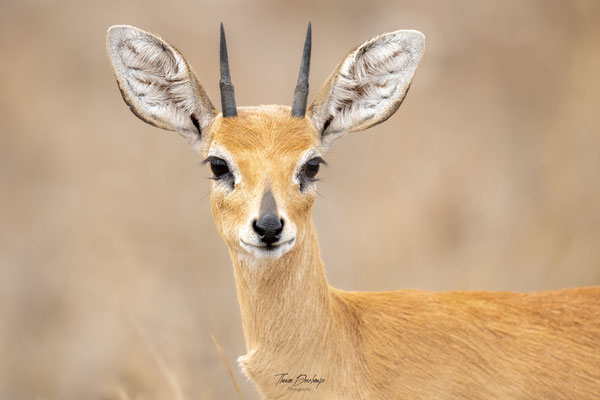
[106,25,216,149]
[308,30,424,150]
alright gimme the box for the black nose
[253,213,284,246]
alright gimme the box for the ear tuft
[106,25,216,148]
[309,30,425,150]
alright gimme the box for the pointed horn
[220,23,238,117]
[291,22,312,118]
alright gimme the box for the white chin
[240,239,295,260]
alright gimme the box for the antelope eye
[304,158,321,179]
[299,157,326,191]
[208,157,230,179]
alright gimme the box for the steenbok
[107,23,600,399]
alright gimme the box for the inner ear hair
[106,25,216,148]
[309,30,425,150]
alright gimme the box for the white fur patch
[310,30,425,150]
[106,25,215,149]
[237,350,256,380]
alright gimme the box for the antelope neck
[229,220,332,353]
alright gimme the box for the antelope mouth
[240,238,296,259]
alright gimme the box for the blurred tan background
[1,0,599,398]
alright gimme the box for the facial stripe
[259,186,278,216]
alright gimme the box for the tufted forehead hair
[207,105,319,157]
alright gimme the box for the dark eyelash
[201,156,218,166]
[304,157,327,177]
[311,157,327,166]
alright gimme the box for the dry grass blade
[129,313,185,400]
[110,385,132,400]
[211,334,243,400]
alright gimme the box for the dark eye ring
[204,156,231,180]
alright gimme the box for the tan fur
[207,106,318,254]
[107,26,600,399]
[207,108,600,400]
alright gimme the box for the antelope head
[106,23,424,262]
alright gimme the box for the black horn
[291,22,312,118]
[219,23,237,117]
